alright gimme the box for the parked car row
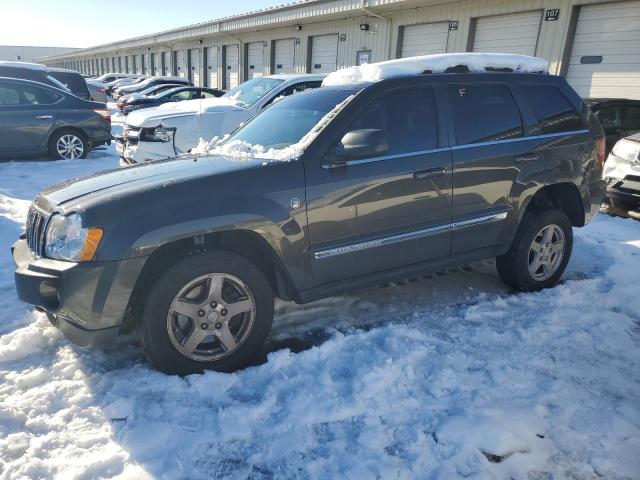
[117,74,323,164]
[13,53,609,374]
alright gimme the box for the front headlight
[45,213,104,262]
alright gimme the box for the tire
[140,251,274,375]
[496,209,573,292]
[49,129,89,160]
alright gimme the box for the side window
[594,105,620,132]
[169,90,194,101]
[342,86,438,157]
[19,85,62,105]
[0,85,21,105]
[448,84,523,145]
[523,85,584,135]
[201,91,218,99]
[621,105,640,131]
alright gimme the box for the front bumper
[116,136,175,165]
[606,176,640,208]
[12,239,147,348]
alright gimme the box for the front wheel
[49,130,89,160]
[496,209,573,292]
[140,252,274,375]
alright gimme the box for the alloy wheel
[527,224,565,281]
[56,134,85,159]
[166,273,256,362]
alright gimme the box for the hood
[125,97,245,127]
[37,154,264,209]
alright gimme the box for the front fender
[89,159,311,289]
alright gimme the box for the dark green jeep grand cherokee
[13,62,606,374]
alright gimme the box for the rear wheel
[140,251,274,375]
[496,209,572,292]
[49,130,89,160]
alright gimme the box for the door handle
[515,154,539,163]
[36,115,53,119]
[413,167,446,180]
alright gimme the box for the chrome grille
[25,206,48,257]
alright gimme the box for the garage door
[400,22,449,57]
[206,47,218,88]
[224,44,239,89]
[273,38,295,74]
[246,42,265,79]
[175,51,187,78]
[161,52,169,76]
[310,34,338,73]
[189,48,201,86]
[472,11,542,56]
[566,1,640,99]
[150,54,159,76]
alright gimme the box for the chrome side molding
[314,210,509,260]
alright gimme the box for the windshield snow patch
[191,95,355,162]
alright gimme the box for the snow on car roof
[322,53,549,86]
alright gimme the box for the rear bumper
[585,178,607,223]
[13,239,147,347]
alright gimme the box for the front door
[305,86,452,285]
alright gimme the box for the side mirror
[334,128,388,161]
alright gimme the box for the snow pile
[0,144,639,479]
[322,52,549,86]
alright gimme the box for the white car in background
[117,74,325,165]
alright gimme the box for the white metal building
[38,0,640,99]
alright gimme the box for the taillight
[595,136,606,169]
[98,88,105,93]
[93,108,111,122]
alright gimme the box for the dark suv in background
[48,68,91,100]
[13,68,605,374]
[0,77,110,159]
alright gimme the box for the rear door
[447,82,532,254]
[0,81,61,155]
[305,85,452,284]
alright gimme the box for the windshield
[223,88,355,153]
[222,77,284,107]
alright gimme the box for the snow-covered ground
[0,145,639,479]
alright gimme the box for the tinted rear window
[448,84,523,145]
[523,85,584,134]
